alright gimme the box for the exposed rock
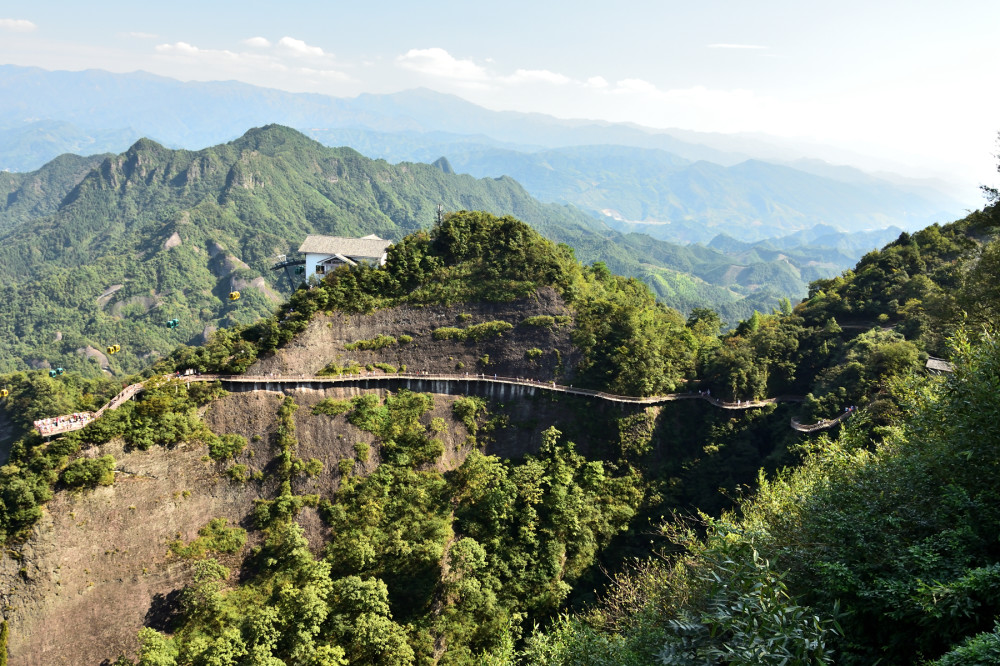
[209,253,250,277]
[110,294,159,317]
[163,231,182,250]
[0,435,278,665]
[76,345,110,370]
[230,276,281,303]
[96,284,124,310]
[250,286,580,382]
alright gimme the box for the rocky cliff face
[0,288,594,663]
[250,287,581,382]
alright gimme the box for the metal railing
[34,371,845,436]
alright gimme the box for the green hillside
[0,125,804,376]
[1,192,999,663]
[0,210,808,664]
[519,198,1000,665]
[0,152,108,234]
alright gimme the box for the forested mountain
[523,199,1000,665]
[0,65,966,245]
[0,124,851,377]
[0,151,109,234]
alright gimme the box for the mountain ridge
[0,125,815,376]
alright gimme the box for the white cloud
[126,31,158,39]
[396,47,488,83]
[586,76,608,89]
[150,39,351,91]
[0,18,36,32]
[298,67,351,82]
[613,78,660,95]
[707,43,767,49]
[155,41,209,57]
[277,36,325,58]
[503,68,570,85]
[243,36,271,48]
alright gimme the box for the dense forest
[0,172,998,663]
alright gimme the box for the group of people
[34,412,94,435]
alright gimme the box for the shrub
[344,334,397,351]
[317,360,362,376]
[0,621,7,666]
[226,464,250,482]
[463,320,513,341]
[61,455,115,488]
[432,327,464,341]
[452,396,487,434]
[521,315,570,328]
[433,321,513,342]
[354,441,370,461]
[313,398,353,417]
[520,315,555,328]
[526,348,544,361]
[374,362,397,373]
[169,517,247,558]
[398,335,413,344]
[207,433,247,461]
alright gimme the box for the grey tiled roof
[926,358,954,373]
[298,235,391,258]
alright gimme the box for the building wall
[304,251,388,277]
[304,252,326,277]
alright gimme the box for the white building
[298,234,392,277]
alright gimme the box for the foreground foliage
[119,387,641,664]
[523,329,1000,664]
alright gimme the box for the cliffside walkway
[34,372,851,437]
[790,408,856,433]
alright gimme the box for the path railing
[790,408,856,433]
[34,371,847,436]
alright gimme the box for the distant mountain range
[0,65,967,244]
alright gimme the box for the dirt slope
[250,287,581,381]
[0,384,487,664]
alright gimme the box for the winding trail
[33,372,850,437]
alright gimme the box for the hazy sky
[1,0,998,196]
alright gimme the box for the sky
[1,0,998,198]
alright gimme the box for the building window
[316,265,325,274]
